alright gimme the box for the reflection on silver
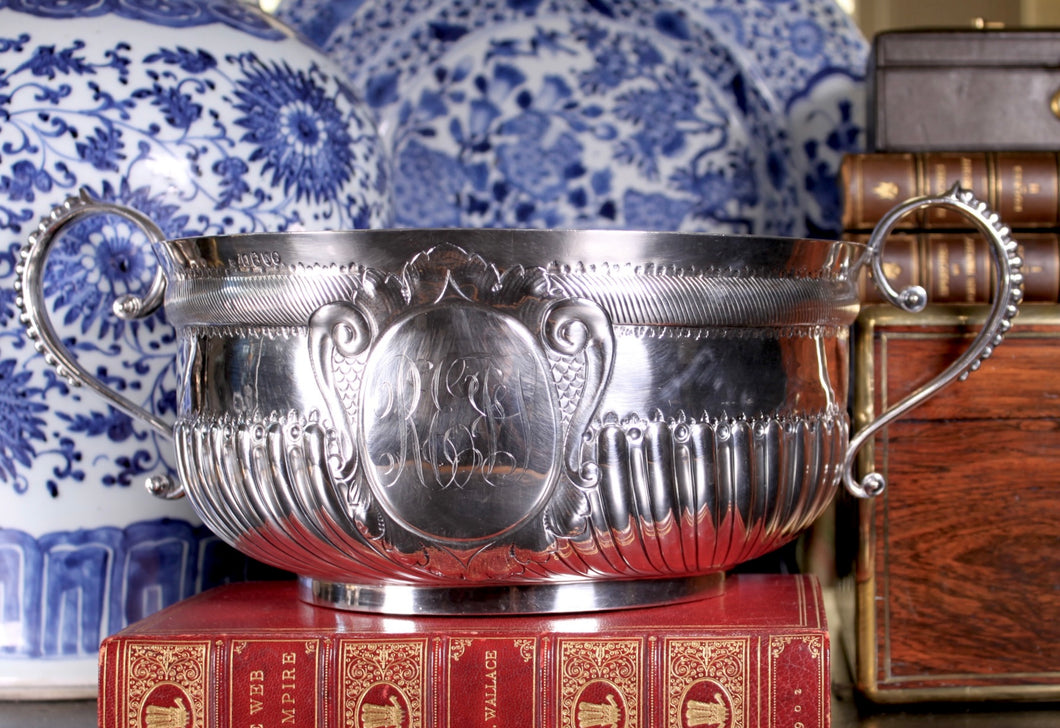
[16,186,1023,613]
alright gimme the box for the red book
[98,574,828,728]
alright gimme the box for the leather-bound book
[98,574,828,727]
[840,151,1060,231]
[853,231,1060,304]
[852,232,921,304]
[839,150,1060,304]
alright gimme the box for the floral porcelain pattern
[0,0,386,690]
[277,0,868,236]
[385,14,784,232]
[0,9,388,498]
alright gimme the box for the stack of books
[838,27,1060,706]
[840,150,1060,303]
[97,575,829,727]
[844,27,1060,305]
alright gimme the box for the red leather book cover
[98,574,828,728]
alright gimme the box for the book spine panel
[101,638,213,728]
[445,636,540,728]
[225,638,322,728]
[767,634,829,728]
[1016,233,1060,303]
[662,636,751,728]
[920,153,990,229]
[337,637,429,728]
[995,151,1060,227]
[556,636,643,728]
[841,152,921,230]
[923,234,992,305]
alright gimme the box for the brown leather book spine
[842,150,1060,303]
[840,152,1060,230]
[994,151,1060,227]
[924,233,991,304]
[841,152,922,230]
[920,152,990,229]
[851,231,1060,304]
[1015,232,1060,303]
[856,233,922,304]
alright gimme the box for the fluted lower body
[175,409,844,588]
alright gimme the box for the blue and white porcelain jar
[0,0,390,696]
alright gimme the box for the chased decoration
[15,189,1024,611]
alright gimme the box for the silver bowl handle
[15,190,183,498]
[841,184,1025,498]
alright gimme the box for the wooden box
[868,29,1060,151]
[840,304,1060,703]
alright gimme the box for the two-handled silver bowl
[16,186,1023,614]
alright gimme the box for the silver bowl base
[298,573,726,615]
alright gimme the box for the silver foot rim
[298,574,726,615]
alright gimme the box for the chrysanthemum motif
[232,57,358,205]
[0,357,47,492]
[41,181,186,341]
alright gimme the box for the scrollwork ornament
[340,641,424,728]
[448,639,471,662]
[770,634,822,660]
[541,296,615,485]
[667,639,746,728]
[125,642,207,728]
[515,639,535,664]
[296,244,616,576]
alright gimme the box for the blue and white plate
[277,0,869,236]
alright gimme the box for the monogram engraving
[367,350,539,491]
[361,304,559,542]
[305,245,614,555]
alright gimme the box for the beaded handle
[841,185,1024,498]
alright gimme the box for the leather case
[839,303,1060,703]
[868,29,1060,151]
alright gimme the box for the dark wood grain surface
[852,306,1060,700]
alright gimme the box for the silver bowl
[16,187,1023,614]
